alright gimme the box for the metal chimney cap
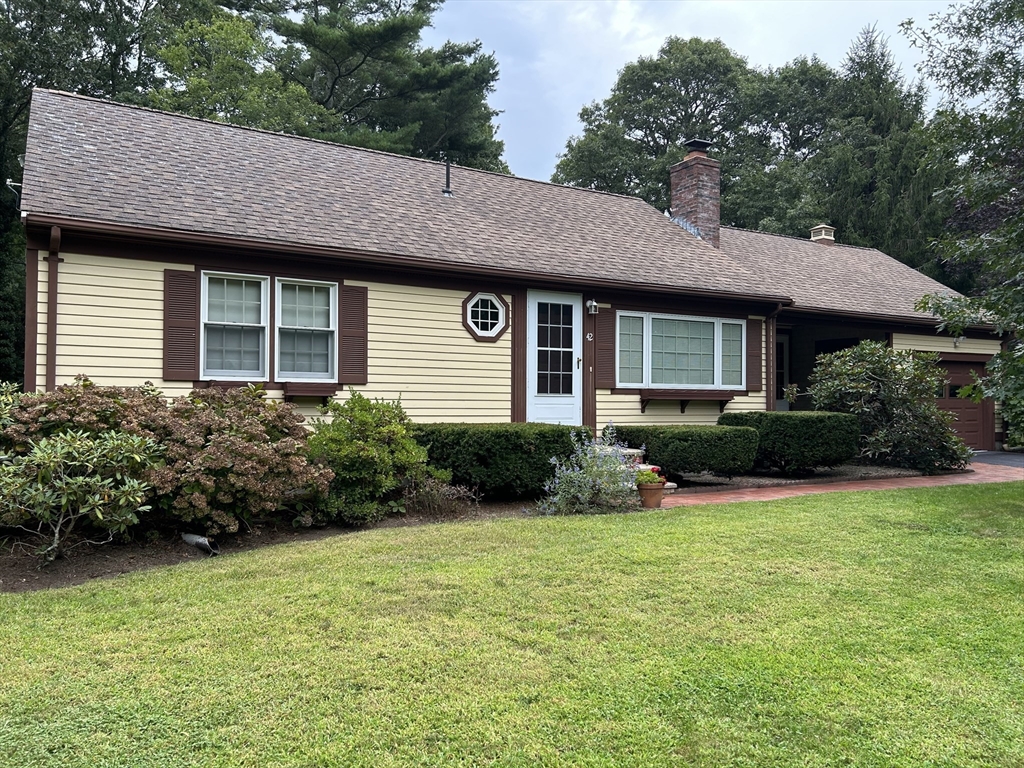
[683,138,713,154]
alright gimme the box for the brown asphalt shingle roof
[22,89,954,321]
[22,90,774,300]
[719,227,957,321]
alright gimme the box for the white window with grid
[201,272,269,380]
[616,312,745,389]
[276,279,337,382]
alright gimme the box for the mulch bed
[0,502,538,595]
[0,464,964,594]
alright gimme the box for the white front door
[526,291,583,424]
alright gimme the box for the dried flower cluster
[2,377,332,535]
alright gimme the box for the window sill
[613,388,742,414]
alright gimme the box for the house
[19,89,1007,449]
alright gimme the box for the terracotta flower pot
[637,482,666,509]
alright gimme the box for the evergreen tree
[272,0,506,171]
[904,0,1024,444]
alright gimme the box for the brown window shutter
[595,310,616,389]
[339,284,368,385]
[746,318,763,392]
[163,270,199,381]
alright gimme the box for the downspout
[765,303,784,412]
[44,225,61,391]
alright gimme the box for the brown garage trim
[511,290,527,422]
[44,226,62,391]
[23,249,38,392]
[583,299,596,430]
[936,352,994,363]
[765,303,783,412]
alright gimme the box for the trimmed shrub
[717,411,859,474]
[539,426,640,516]
[409,422,578,500]
[0,430,162,562]
[807,341,973,473]
[613,424,757,476]
[308,392,430,526]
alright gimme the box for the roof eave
[24,212,795,307]
[781,305,999,333]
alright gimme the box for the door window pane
[536,302,574,395]
[651,318,714,386]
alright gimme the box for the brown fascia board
[24,213,795,307]
[780,305,999,335]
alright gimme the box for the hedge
[612,424,758,476]
[409,422,578,500]
[717,411,859,474]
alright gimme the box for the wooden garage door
[936,361,994,450]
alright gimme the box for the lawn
[1,483,1022,767]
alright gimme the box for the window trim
[615,311,746,390]
[462,291,510,342]
[200,271,270,382]
[275,278,339,383]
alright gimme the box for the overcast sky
[421,0,952,181]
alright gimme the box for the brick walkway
[661,461,1024,507]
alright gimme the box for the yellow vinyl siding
[49,252,195,395]
[891,333,1002,356]
[596,315,767,426]
[340,281,512,423]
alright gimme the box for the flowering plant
[538,424,640,515]
[635,469,667,485]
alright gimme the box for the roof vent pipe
[442,158,453,197]
[810,223,835,245]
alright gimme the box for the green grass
[2,483,1023,767]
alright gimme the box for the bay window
[616,312,746,389]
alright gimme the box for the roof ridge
[31,88,644,204]
[721,224,884,253]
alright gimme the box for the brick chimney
[669,138,720,248]
[810,223,836,245]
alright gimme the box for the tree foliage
[0,0,506,384]
[904,0,1024,446]
[553,29,954,279]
